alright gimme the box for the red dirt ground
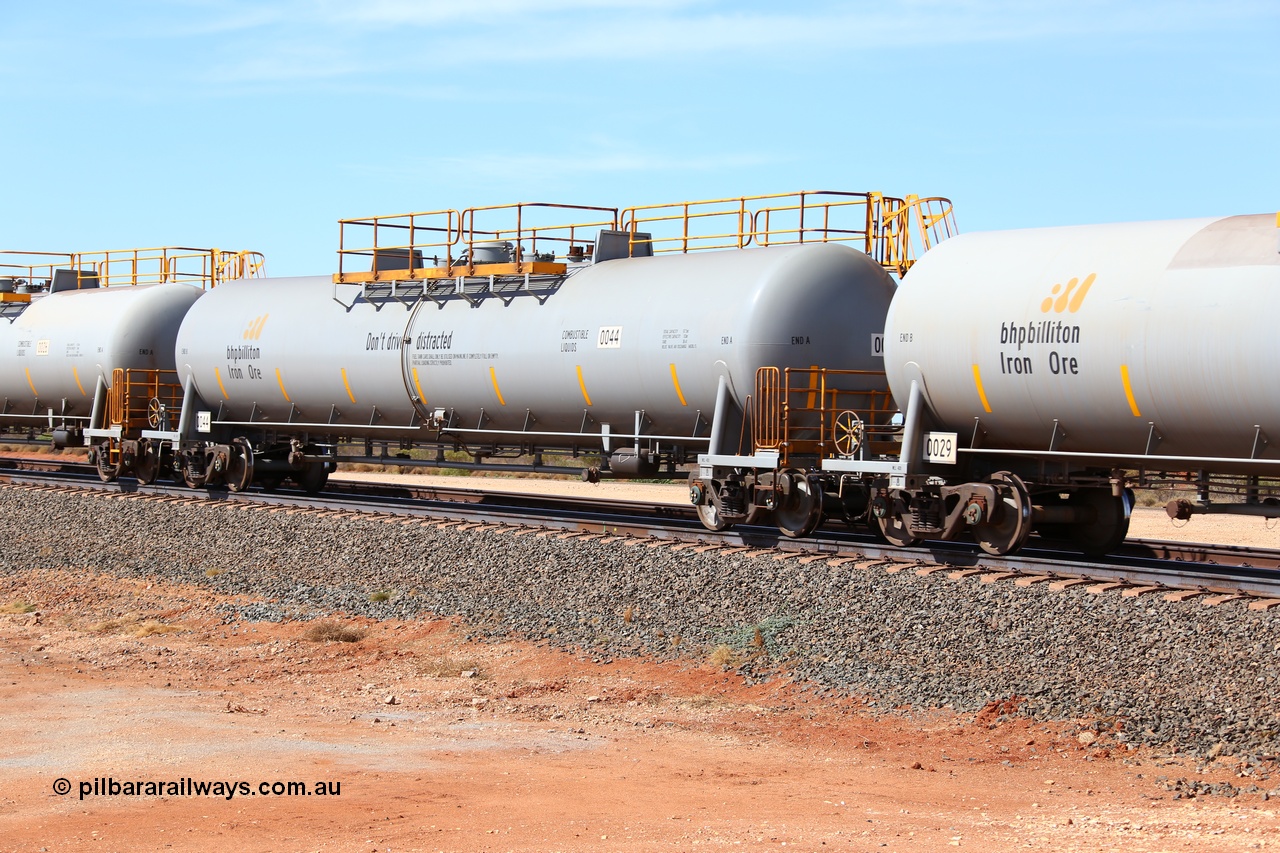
[1,568,1278,852]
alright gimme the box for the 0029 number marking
[923,431,958,464]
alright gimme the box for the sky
[3,0,1278,275]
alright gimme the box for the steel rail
[3,458,1279,602]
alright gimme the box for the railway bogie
[17,195,1277,560]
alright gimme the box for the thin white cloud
[189,0,1280,87]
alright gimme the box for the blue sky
[4,1,1278,275]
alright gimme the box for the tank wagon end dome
[884,211,1280,459]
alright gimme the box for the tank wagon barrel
[8,197,1274,560]
[0,246,265,483]
[755,211,1279,557]
[165,190,953,498]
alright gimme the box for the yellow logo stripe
[971,364,992,413]
[72,365,86,397]
[576,365,592,406]
[1120,364,1142,417]
[489,366,506,406]
[214,367,229,400]
[275,368,291,403]
[669,363,687,406]
[24,368,37,398]
[341,368,357,404]
[411,367,426,406]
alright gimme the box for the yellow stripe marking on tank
[275,368,291,403]
[489,366,506,406]
[1120,364,1142,417]
[576,365,593,406]
[72,366,86,397]
[669,363,687,406]
[971,364,992,413]
[214,367,229,399]
[805,365,820,411]
[411,367,426,405]
[24,368,37,397]
[341,368,357,404]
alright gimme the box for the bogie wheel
[973,471,1033,556]
[832,410,864,457]
[690,473,733,532]
[134,440,160,485]
[294,461,330,495]
[775,471,823,538]
[182,456,207,489]
[225,438,255,493]
[95,441,120,483]
[696,500,732,532]
[871,493,921,547]
[256,473,285,492]
[1069,487,1132,556]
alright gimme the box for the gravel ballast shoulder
[3,485,1278,759]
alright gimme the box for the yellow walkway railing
[335,203,618,284]
[0,247,265,297]
[334,189,957,283]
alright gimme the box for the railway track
[4,454,1280,606]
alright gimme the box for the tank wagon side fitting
[166,191,953,495]
[698,212,1279,557]
[0,246,268,482]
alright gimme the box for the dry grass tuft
[301,620,367,643]
[708,644,738,668]
[1,601,36,614]
[417,656,483,678]
[133,620,180,638]
[368,590,393,603]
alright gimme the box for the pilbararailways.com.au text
[54,777,341,801]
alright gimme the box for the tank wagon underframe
[132,192,947,496]
[31,195,1280,560]
[692,212,1280,555]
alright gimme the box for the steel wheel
[871,493,921,547]
[225,438,255,493]
[973,472,1033,556]
[1068,487,1132,556]
[294,461,329,495]
[95,441,120,483]
[695,500,731,531]
[775,471,823,538]
[256,473,285,492]
[182,455,207,489]
[134,441,161,485]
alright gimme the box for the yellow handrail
[0,247,265,292]
[335,208,461,283]
[335,203,618,283]
[334,189,957,282]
